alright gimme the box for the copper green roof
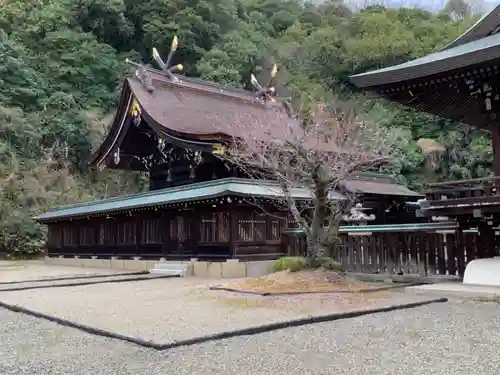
[33,176,419,222]
[284,222,478,234]
[33,178,345,222]
[349,32,500,88]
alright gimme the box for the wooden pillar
[478,221,495,258]
[111,220,118,258]
[189,209,200,258]
[93,221,99,258]
[61,224,67,257]
[75,221,81,257]
[456,227,466,278]
[161,213,169,258]
[135,216,141,257]
[229,207,238,258]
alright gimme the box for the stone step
[149,268,185,276]
[153,262,187,270]
[149,262,188,277]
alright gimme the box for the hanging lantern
[113,148,120,165]
[133,114,141,126]
[158,137,166,152]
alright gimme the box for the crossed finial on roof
[130,63,154,93]
[152,36,184,83]
[250,63,278,102]
[125,36,184,92]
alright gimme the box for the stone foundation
[44,256,274,278]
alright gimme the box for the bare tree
[442,0,485,21]
[217,102,398,260]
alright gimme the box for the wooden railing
[424,176,500,201]
[282,223,483,278]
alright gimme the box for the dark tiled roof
[129,69,296,140]
[349,3,500,89]
[349,32,500,88]
[444,5,500,50]
[347,10,500,130]
[342,179,421,197]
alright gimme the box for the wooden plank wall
[45,207,288,261]
[283,229,482,278]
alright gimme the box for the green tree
[125,0,239,73]
[197,23,269,85]
[0,0,491,257]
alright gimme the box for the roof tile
[129,70,295,140]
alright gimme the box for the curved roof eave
[89,79,227,169]
[349,31,500,89]
[90,81,133,169]
[349,5,500,90]
[33,178,346,222]
[443,5,500,50]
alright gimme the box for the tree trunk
[308,177,328,260]
[305,234,320,260]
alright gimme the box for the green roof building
[37,51,419,263]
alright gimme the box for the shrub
[271,256,310,272]
[271,256,345,273]
[311,256,345,273]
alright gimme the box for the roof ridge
[143,65,252,95]
[138,67,292,111]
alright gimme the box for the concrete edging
[209,282,423,296]
[0,275,179,292]
[45,257,276,278]
[0,271,149,286]
[347,272,461,284]
[0,297,448,350]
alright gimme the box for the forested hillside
[0,0,490,256]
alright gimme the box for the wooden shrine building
[35,45,421,263]
[350,4,500,260]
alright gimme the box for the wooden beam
[421,204,500,217]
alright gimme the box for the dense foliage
[0,0,490,256]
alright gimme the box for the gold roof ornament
[125,36,183,91]
[152,35,183,83]
[212,143,227,156]
[249,63,279,102]
[129,96,142,126]
[130,97,141,117]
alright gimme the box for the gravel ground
[0,273,161,291]
[0,277,438,344]
[1,298,499,375]
[0,262,127,283]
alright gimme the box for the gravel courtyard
[0,261,134,283]
[1,298,499,375]
[0,276,440,345]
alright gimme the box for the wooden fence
[282,223,485,278]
